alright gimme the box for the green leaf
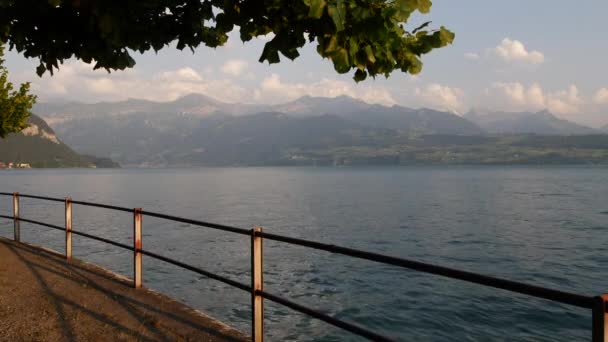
[328,0,346,32]
[35,63,46,77]
[438,26,455,45]
[416,0,432,13]
[354,69,367,82]
[409,55,422,74]
[364,45,376,63]
[348,37,358,59]
[332,47,349,73]
[259,43,280,64]
[393,0,415,21]
[126,55,136,68]
[308,0,327,19]
[324,35,338,53]
[281,46,300,60]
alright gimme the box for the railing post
[13,192,20,242]
[65,197,72,261]
[133,208,143,289]
[593,295,608,342]
[251,226,264,342]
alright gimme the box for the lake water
[1,166,607,341]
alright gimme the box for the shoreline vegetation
[5,133,608,169]
[119,134,608,168]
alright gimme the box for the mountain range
[19,94,608,166]
[33,95,473,165]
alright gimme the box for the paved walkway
[0,237,247,342]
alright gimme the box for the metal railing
[0,191,607,341]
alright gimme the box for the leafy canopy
[0,0,454,82]
[0,45,36,138]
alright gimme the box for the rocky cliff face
[0,114,116,168]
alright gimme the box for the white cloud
[492,82,525,104]
[492,38,544,64]
[415,83,466,113]
[221,59,248,76]
[464,52,479,60]
[488,82,582,114]
[526,83,546,108]
[254,73,396,105]
[25,63,397,106]
[160,67,203,82]
[27,62,249,103]
[546,85,583,114]
[87,77,116,95]
[593,88,608,104]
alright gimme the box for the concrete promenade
[0,237,247,342]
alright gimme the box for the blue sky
[5,0,608,127]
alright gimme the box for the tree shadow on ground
[3,240,245,342]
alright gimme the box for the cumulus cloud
[465,38,544,66]
[546,85,583,114]
[221,59,248,76]
[160,67,203,82]
[490,82,542,108]
[492,38,544,64]
[25,62,398,106]
[27,62,249,103]
[415,83,466,113]
[488,82,582,114]
[254,73,396,105]
[593,88,608,104]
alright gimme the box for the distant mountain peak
[464,108,597,135]
[293,94,362,103]
[172,93,221,105]
[334,94,360,101]
[534,109,555,118]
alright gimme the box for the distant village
[0,162,31,169]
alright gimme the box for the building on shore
[0,162,31,169]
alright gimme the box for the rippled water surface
[1,166,607,341]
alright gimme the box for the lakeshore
[0,237,246,342]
